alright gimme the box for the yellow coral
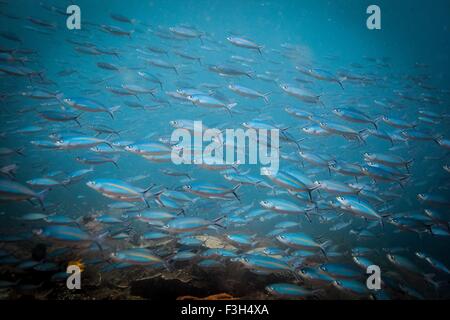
[67,260,85,272]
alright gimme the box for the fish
[265,283,313,298]
[227,37,263,54]
[110,248,165,267]
[187,94,237,115]
[182,182,241,200]
[63,97,120,119]
[54,137,113,150]
[280,84,321,104]
[34,225,96,244]
[228,84,270,103]
[276,232,331,256]
[0,179,48,209]
[86,178,154,206]
[336,196,383,221]
[162,216,225,233]
[0,2,449,302]
[296,67,344,89]
[260,198,313,221]
[415,252,450,274]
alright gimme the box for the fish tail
[36,188,49,211]
[262,92,271,104]
[15,147,25,156]
[225,102,237,116]
[143,183,156,195]
[405,159,414,172]
[319,240,332,258]
[112,156,120,168]
[212,215,227,229]
[108,105,121,119]
[304,211,312,223]
[74,114,83,127]
[432,134,443,145]
[213,215,226,224]
[232,183,242,194]
[142,197,150,207]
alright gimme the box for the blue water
[0,0,449,299]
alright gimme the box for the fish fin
[15,147,25,156]
[225,102,237,116]
[108,105,121,119]
[319,240,332,258]
[36,188,50,210]
[262,92,271,104]
[74,114,83,127]
[231,183,242,201]
[143,184,156,195]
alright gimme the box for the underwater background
[0,0,449,300]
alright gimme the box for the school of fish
[0,1,449,300]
